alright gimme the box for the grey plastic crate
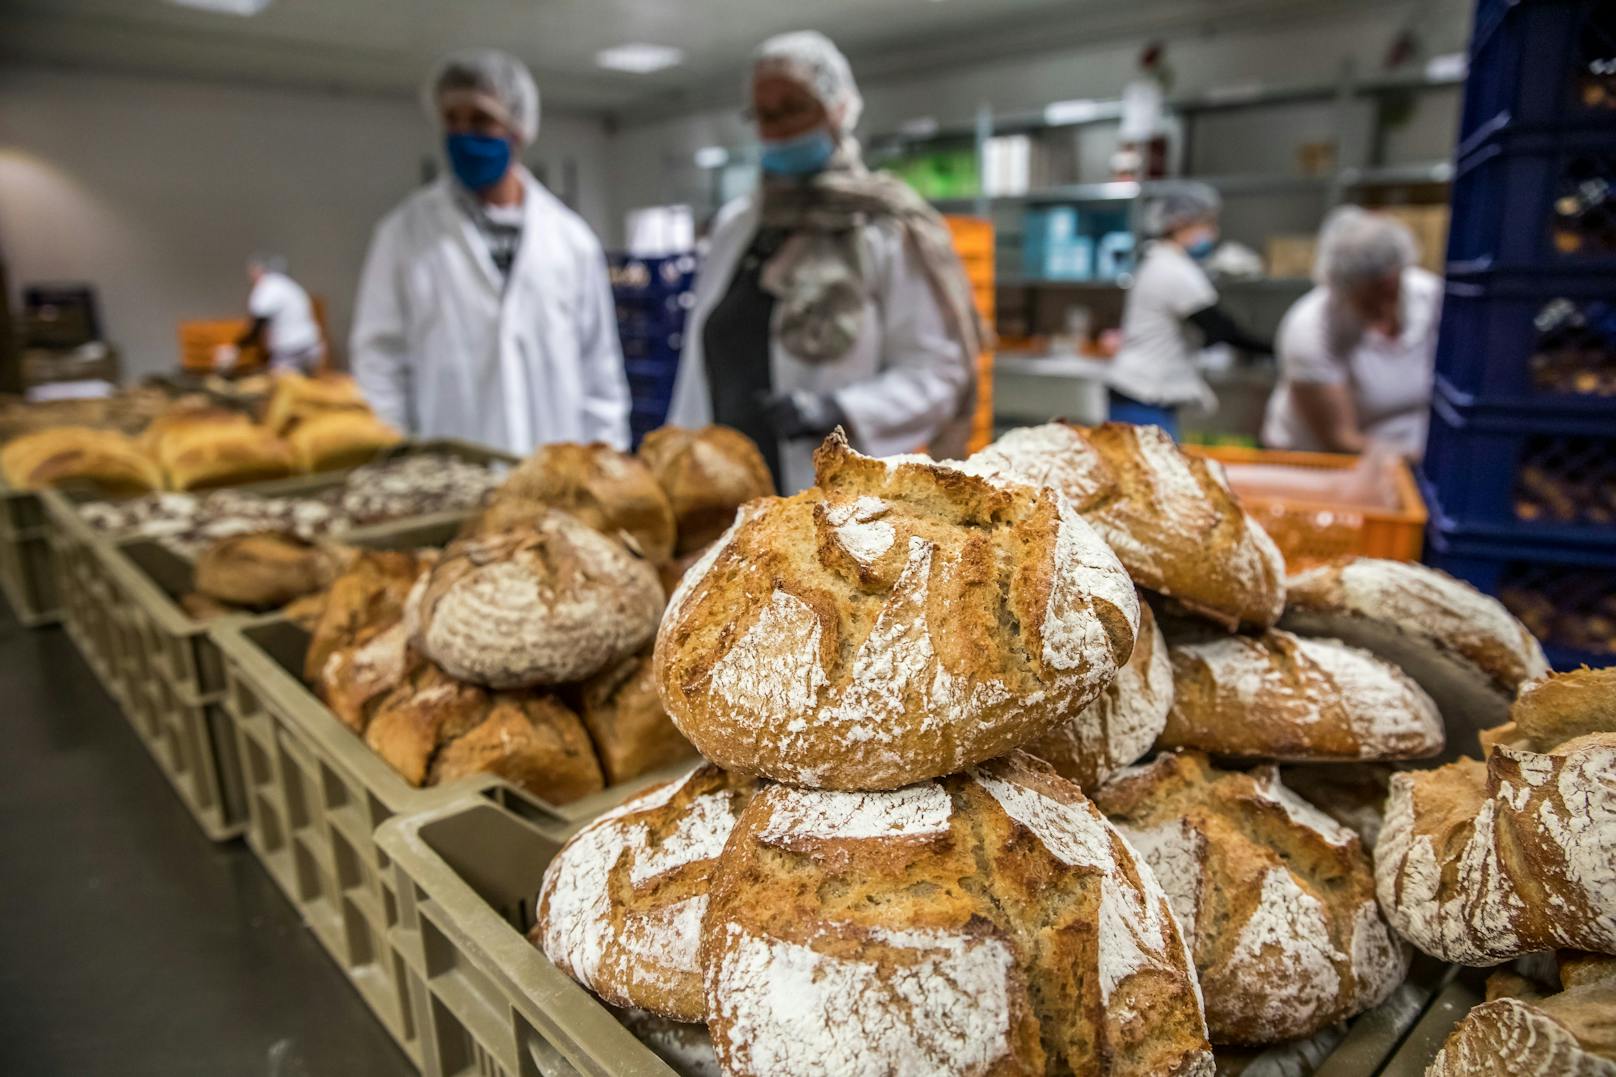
[0,520,57,626]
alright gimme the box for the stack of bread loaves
[305,427,773,804]
[535,421,1573,1076]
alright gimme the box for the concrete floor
[0,606,411,1076]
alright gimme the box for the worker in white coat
[667,31,982,492]
[351,49,629,453]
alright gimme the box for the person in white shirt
[1262,207,1441,459]
[222,254,324,374]
[1107,183,1271,438]
[351,49,629,453]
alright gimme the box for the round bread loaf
[578,652,699,786]
[415,511,663,689]
[1276,762,1393,851]
[1428,967,1616,1076]
[321,618,417,732]
[965,422,1287,629]
[637,425,775,556]
[304,549,431,684]
[1281,557,1550,757]
[193,531,348,610]
[655,432,1139,790]
[537,764,757,1022]
[1026,598,1172,790]
[1094,751,1409,1045]
[701,751,1214,1077]
[497,442,676,562]
[1161,628,1445,761]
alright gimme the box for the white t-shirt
[1108,241,1219,406]
[248,272,321,359]
[1261,266,1441,457]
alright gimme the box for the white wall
[0,65,611,380]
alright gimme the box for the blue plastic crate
[619,331,683,361]
[1448,127,1616,273]
[1459,0,1616,155]
[1421,386,1616,544]
[1434,269,1616,413]
[1424,521,1615,669]
[624,355,679,380]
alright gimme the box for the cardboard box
[1266,234,1318,280]
[1377,204,1450,275]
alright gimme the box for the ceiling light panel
[595,43,685,74]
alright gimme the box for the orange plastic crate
[1186,445,1428,569]
[946,216,995,453]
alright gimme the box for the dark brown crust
[638,425,776,555]
[496,441,677,562]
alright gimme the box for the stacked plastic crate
[610,253,697,448]
[1422,0,1616,668]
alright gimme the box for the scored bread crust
[193,531,348,610]
[1095,751,1408,1045]
[304,549,431,684]
[701,752,1213,1077]
[654,432,1139,791]
[536,764,757,1022]
[1374,730,1616,965]
[1161,629,1445,762]
[496,442,677,563]
[1428,967,1616,1076]
[578,651,699,786]
[637,425,776,556]
[964,422,1287,630]
[415,511,663,689]
[1027,598,1173,790]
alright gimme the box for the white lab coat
[667,195,973,493]
[351,169,630,453]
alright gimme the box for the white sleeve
[247,277,284,319]
[1278,293,1346,385]
[1164,255,1218,317]
[350,220,413,430]
[574,236,632,450]
[832,230,973,458]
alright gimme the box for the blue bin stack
[609,252,697,448]
[1422,0,1616,668]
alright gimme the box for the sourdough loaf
[0,426,163,494]
[578,652,698,785]
[496,442,676,562]
[161,423,296,490]
[286,410,402,473]
[637,425,775,555]
[702,751,1213,1076]
[1281,557,1549,756]
[321,619,417,732]
[1027,598,1172,789]
[1161,629,1445,761]
[536,764,756,1021]
[415,511,662,689]
[1277,763,1394,850]
[1095,751,1408,1045]
[655,431,1138,790]
[304,549,431,684]
[193,531,349,610]
[263,372,370,435]
[1427,960,1616,1076]
[965,422,1287,629]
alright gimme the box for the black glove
[759,390,846,441]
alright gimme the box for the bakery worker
[217,253,325,375]
[1262,207,1441,458]
[1106,183,1272,437]
[666,30,983,492]
[352,49,629,453]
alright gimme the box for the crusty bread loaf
[537,764,756,1022]
[1161,629,1445,761]
[1281,557,1550,756]
[578,652,698,785]
[281,589,328,631]
[161,423,296,490]
[140,407,252,456]
[415,512,663,689]
[496,442,677,562]
[637,425,775,555]
[0,426,163,493]
[193,532,349,610]
[655,431,1139,790]
[1277,762,1393,850]
[263,372,370,435]
[286,410,402,473]
[1374,695,1616,965]
[321,619,418,732]
[1427,966,1616,1075]
[702,751,1213,1076]
[1095,751,1408,1045]
[304,549,430,684]
[965,422,1287,629]
[1027,598,1172,789]
[1482,666,1616,758]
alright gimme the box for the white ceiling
[2,0,1372,117]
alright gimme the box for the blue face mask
[1185,235,1217,261]
[445,132,512,192]
[760,129,837,177]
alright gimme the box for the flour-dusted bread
[1374,669,1616,965]
[1161,629,1445,762]
[1282,557,1550,756]
[321,619,417,732]
[1278,763,1394,851]
[536,765,756,1022]
[496,442,677,562]
[1095,751,1408,1045]
[285,410,402,473]
[637,425,775,555]
[415,511,663,689]
[0,426,163,494]
[193,531,349,610]
[1027,598,1172,790]
[578,652,698,786]
[965,422,1287,629]
[702,751,1213,1077]
[1428,959,1616,1076]
[655,431,1138,790]
[1481,664,1616,758]
[304,549,432,684]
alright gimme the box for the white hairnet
[1315,206,1417,291]
[752,31,864,134]
[1143,182,1222,236]
[426,49,540,144]
[248,252,287,274]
